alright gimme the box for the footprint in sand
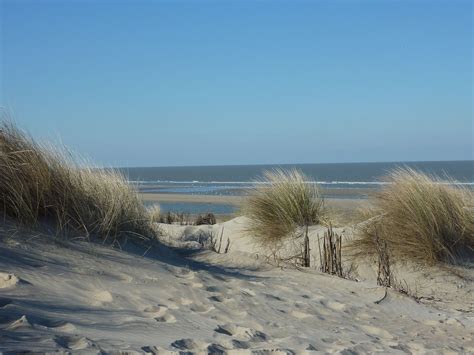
[320,299,346,312]
[154,299,179,310]
[327,301,347,311]
[225,339,251,350]
[55,335,98,351]
[215,324,268,342]
[144,305,168,315]
[116,273,133,283]
[356,312,372,320]
[144,305,176,323]
[189,303,215,314]
[96,270,133,284]
[142,345,176,354]
[264,293,286,302]
[209,295,233,303]
[90,290,113,306]
[291,310,312,319]
[311,293,326,301]
[171,338,207,351]
[167,296,193,306]
[0,272,19,289]
[241,288,256,297]
[226,307,248,318]
[360,325,393,339]
[155,313,176,323]
[205,285,226,293]
[173,268,195,280]
[294,301,307,309]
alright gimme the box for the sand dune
[0,219,472,353]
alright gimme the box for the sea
[120,161,474,215]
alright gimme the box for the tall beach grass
[352,167,473,266]
[243,169,325,249]
[0,120,154,241]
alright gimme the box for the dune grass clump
[243,169,325,251]
[0,121,154,241]
[148,204,161,224]
[353,168,474,266]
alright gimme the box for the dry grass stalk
[148,204,161,223]
[352,167,473,266]
[198,227,230,254]
[302,225,310,267]
[318,225,343,277]
[243,169,325,254]
[0,120,154,241]
[195,213,216,225]
[159,211,192,225]
[373,225,392,287]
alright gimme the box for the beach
[1,135,472,352]
[2,0,473,352]
[1,160,472,352]
[1,216,473,353]
[140,191,370,224]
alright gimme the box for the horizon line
[113,159,474,170]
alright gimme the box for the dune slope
[0,221,473,353]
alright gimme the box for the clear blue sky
[1,0,472,167]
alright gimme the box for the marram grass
[352,168,474,266]
[243,169,325,248]
[0,120,154,241]
[148,204,162,224]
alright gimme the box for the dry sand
[0,218,472,353]
[140,193,370,224]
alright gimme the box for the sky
[1,0,472,167]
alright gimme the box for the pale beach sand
[140,193,370,224]
[0,216,472,353]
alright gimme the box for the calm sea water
[122,161,473,186]
[122,161,473,214]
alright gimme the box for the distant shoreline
[122,161,474,188]
[119,159,474,170]
[139,192,370,224]
[139,186,374,204]
[140,193,244,205]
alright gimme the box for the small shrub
[195,213,216,225]
[159,211,191,225]
[352,168,474,266]
[243,169,325,253]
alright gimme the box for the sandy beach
[1,217,472,353]
[140,192,370,222]
[0,124,472,353]
[2,1,472,352]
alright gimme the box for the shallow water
[144,201,237,215]
[133,161,473,214]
